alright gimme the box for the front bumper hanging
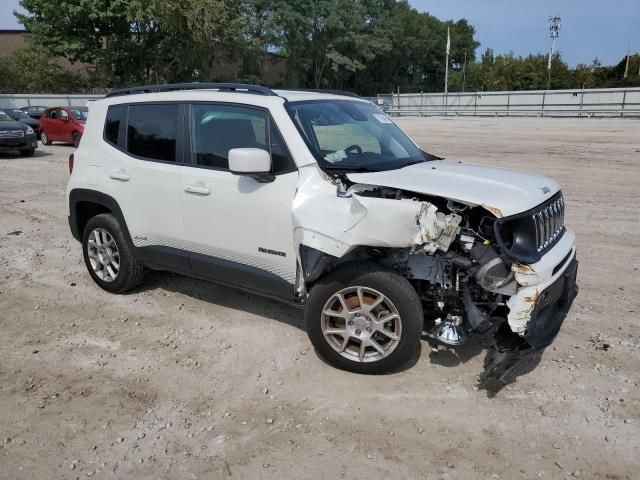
[523,257,578,349]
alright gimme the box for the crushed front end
[293,167,578,353]
[407,190,579,351]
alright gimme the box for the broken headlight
[476,257,515,294]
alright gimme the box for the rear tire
[72,132,80,148]
[40,131,51,145]
[82,213,145,293]
[306,263,423,374]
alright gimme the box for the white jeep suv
[67,83,578,374]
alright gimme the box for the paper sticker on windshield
[325,150,347,163]
[372,113,393,124]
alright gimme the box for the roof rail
[278,88,361,99]
[105,82,278,98]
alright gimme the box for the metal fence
[0,94,103,109]
[378,87,640,118]
[2,89,640,118]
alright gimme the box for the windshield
[10,110,30,120]
[0,111,12,122]
[70,108,88,120]
[286,99,435,172]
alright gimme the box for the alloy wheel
[321,286,402,363]
[87,228,120,282]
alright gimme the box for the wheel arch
[69,189,134,249]
[299,244,392,289]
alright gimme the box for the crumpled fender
[292,165,461,260]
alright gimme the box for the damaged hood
[347,160,560,218]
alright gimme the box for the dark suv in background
[0,110,38,156]
[1,108,41,137]
[20,105,48,119]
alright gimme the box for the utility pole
[462,51,467,93]
[624,46,630,79]
[444,26,450,95]
[443,26,450,115]
[547,16,561,90]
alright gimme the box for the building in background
[0,29,92,76]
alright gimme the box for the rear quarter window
[104,105,125,146]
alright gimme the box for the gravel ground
[1,117,639,480]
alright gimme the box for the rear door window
[126,104,179,162]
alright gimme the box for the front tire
[20,149,35,157]
[306,263,423,374]
[82,213,144,293]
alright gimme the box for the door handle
[109,170,131,182]
[184,184,211,196]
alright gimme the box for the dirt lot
[1,117,639,480]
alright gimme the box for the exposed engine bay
[350,185,523,349]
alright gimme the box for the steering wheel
[344,144,363,155]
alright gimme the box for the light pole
[444,26,450,114]
[462,51,467,93]
[444,26,450,95]
[547,16,561,90]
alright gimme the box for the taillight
[69,153,74,174]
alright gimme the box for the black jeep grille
[493,191,566,264]
[532,195,565,252]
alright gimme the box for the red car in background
[40,106,88,148]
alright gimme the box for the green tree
[265,0,372,88]
[10,0,638,94]
[17,0,247,87]
[14,0,482,93]
[0,41,86,93]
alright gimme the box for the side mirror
[228,148,274,183]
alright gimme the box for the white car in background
[66,83,577,374]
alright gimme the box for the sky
[1,0,638,67]
[414,0,640,67]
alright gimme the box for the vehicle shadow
[0,149,53,159]
[138,270,306,330]
[135,270,569,385]
[136,270,422,373]
[423,327,548,398]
